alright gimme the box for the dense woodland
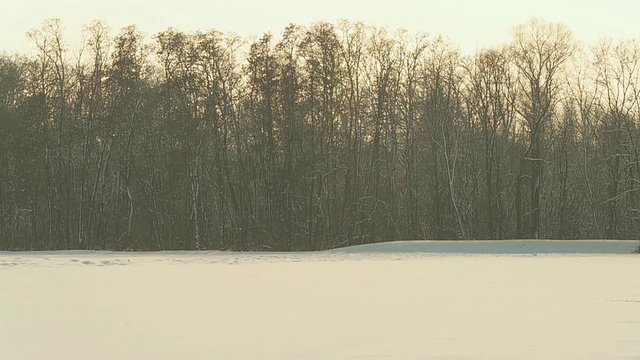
[2,18,640,251]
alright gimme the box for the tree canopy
[1,18,639,250]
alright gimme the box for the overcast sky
[1,0,638,55]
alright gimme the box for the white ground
[1,240,639,360]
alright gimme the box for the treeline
[1,18,640,250]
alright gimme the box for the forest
[1,18,640,251]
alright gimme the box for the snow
[1,240,639,360]
[329,239,640,254]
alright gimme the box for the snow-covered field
[1,240,639,360]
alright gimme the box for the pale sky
[1,0,638,56]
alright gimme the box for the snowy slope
[1,240,639,360]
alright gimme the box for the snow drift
[329,239,640,254]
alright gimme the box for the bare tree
[511,19,575,239]
[592,39,640,239]
[467,47,518,239]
